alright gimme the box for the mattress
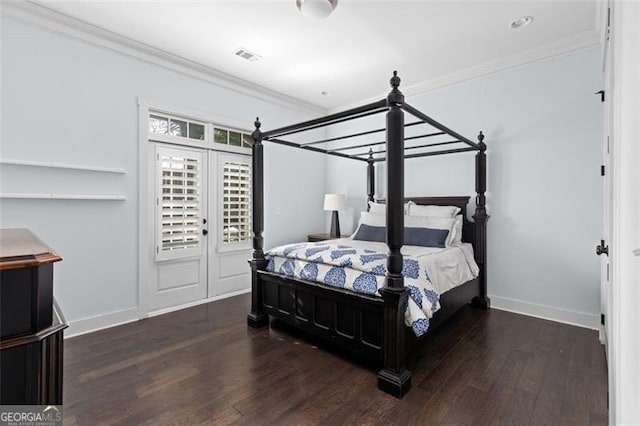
[264,238,479,336]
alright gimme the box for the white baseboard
[66,290,596,338]
[65,287,251,338]
[489,295,600,330]
[65,307,139,339]
[147,287,251,318]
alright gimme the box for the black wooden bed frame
[247,72,489,398]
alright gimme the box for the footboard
[259,270,385,364]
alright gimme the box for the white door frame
[137,98,253,319]
[599,19,611,346]
[138,99,154,319]
[607,1,640,423]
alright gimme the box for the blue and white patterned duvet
[265,240,444,337]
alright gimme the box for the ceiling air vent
[234,48,261,62]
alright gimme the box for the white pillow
[368,201,411,215]
[357,211,386,227]
[350,211,385,238]
[368,202,385,215]
[405,200,415,214]
[409,204,461,218]
[452,215,463,245]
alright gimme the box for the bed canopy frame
[247,71,489,398]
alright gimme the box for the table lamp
[323,194,346,238]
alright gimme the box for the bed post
[377,71,411,398]
[366,149,375,209]
[472,131,490,309]
[247,118,269,328]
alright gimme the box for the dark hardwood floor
[64,294,608,425]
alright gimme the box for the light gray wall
[326,48,603,315]
[0,19,326,323]
[0,17,603,327]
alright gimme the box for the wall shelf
[0,159,126,174]
[0,193,126,201]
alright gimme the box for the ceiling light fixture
[296,0,338,20]
[509,16,534,30]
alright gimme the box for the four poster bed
[246,72,489,398]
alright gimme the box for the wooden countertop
[0,229,62,271]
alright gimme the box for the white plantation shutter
[156,146,203,261]
[221,156,251,245]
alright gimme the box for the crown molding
[2,1,602,117]
[330,29,602,114]
[1,0,326,115]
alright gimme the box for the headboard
[376,196,476,247]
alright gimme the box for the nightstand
[307,233,339,242]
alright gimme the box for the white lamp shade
[323,194,346,211]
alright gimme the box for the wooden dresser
[0,229,67,405]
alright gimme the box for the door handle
[202,229,208,236]
[596,240,608,256]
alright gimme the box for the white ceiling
[30,0,600,111]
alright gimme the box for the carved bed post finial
[472,130,490,309]
[247,117,269,328]
[367,149,375,209]
[390,70,401,93]
[377,71,411,398]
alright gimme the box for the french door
[207,152,253,298]
[150,145,208,311]
[148,144,253,312]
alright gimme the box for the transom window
[150,114,206,140]
[214,128,253,148]
[148,112,253,154]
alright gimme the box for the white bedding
[330,237,479,295]
[265,238,479,336]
